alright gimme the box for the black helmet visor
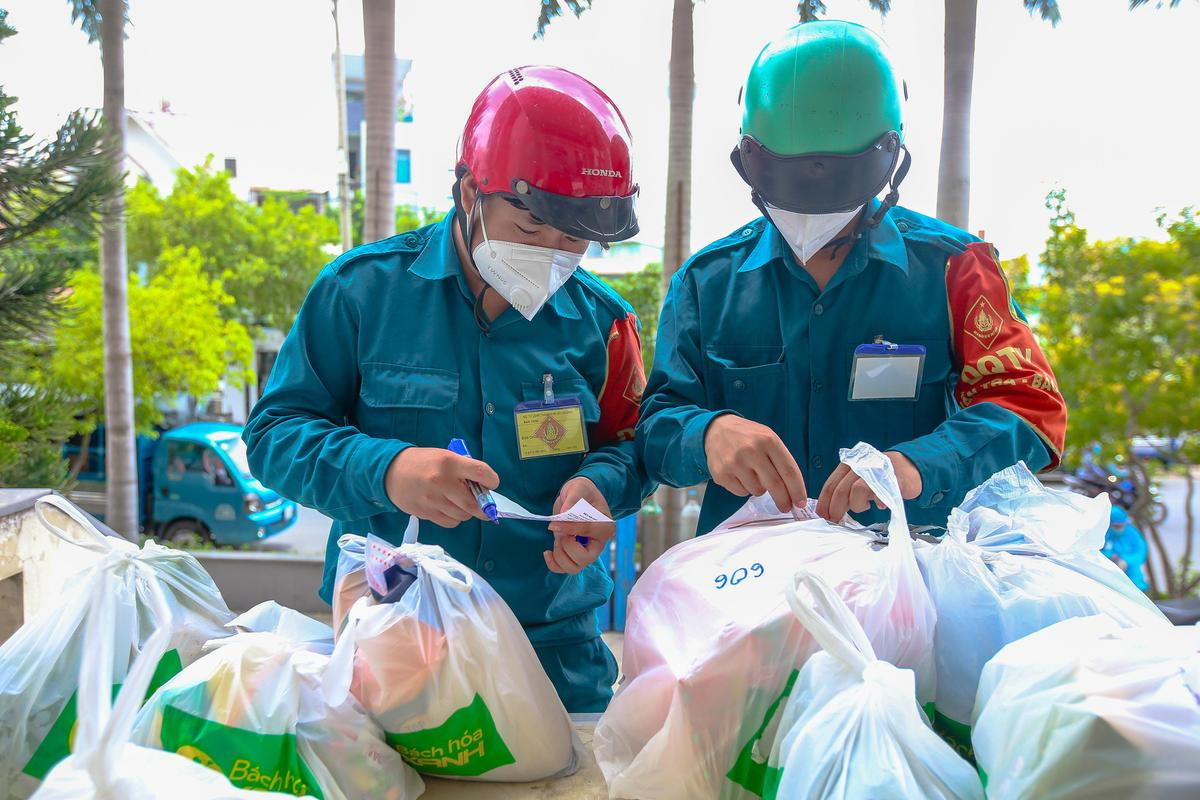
[732,131,901,214]
[510,179,640,243]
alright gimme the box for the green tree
[1038,189,1200,597]
[127,161,338,330]
[325,189,440,249]
[50,246,254,436]
[602,262,662,376]
[0,8,116,489]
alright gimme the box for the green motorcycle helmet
[732,20,910,219]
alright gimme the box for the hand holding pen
[447,439,500,524]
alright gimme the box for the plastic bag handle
[402,514,419,545]
[323,596,362,707]
[75,556,173,788]
[839,442,912,553]
[337,533,368,555]
[785,570,876,674]
[34,494,119,554]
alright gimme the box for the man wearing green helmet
[638,21,1067,532]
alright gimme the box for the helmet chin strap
[735,144,912,262]
[451,172,496,335]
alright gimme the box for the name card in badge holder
[514,373,589,459]
[848,340,927,401]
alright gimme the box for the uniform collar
[737,199,910,276]
[410,211,580,321]
[408,212,458,280]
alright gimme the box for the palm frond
[534,0,594,39]
[1024,0,1062,25]
[66,0,129,44]
[1129,0,1187,8]
[0,10,17,43]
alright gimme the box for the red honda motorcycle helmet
[456,65,639,243]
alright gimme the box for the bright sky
[3,0,1198,262]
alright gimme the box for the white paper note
[492,491,612,523]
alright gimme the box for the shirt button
[404,234,420,247]
[741,228,754,237]
[813,380,824,393]
[485,402,496,416]
[482,559,495,572]
[733,379,746,390]
[896,221,910,233]
[812,455,824,469]
[813,303,824,316]
[932,491,945,504]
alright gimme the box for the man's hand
[545,477,614,574]
[816,450,923,522]
[704,414,808,511]
[384,447,499,528]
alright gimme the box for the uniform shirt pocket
[358,362,459,443]
[704,345,787,426]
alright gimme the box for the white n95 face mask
[765,203,863,265]
[471,201,584,321]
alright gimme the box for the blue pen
[447,439,499,524]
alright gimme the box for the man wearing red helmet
[244,66,651,711]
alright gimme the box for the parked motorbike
[1064,462,1168,525]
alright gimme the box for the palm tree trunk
[937,0,976,229]
[650,0,695,564]
[333,0,354,253]
[363,0,396,244]
[99,0,138,537]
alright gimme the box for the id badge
[848,341,927,401]
[515,373,589,459]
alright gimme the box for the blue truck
[65,421,298,546]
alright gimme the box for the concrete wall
[193,550,326,615]
[0,491,117,643]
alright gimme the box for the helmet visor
[733,131,901,214]
[510,179,640,243]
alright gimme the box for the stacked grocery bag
[0,495,426,800]
[5,437,1199,800]
[596,443,1199,800]
[0,493,581,800]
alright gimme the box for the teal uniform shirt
[638,202,1068,535]
[244,212,652,711]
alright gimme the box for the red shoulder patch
[946,242,1067,467]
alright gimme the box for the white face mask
[764,203,863,265]
[470,201,584,321]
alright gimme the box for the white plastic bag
[228,601,335,655]
[30,554,300,800]
[131,630,424,800]
[327,521,579,782]
[973,615,1200,800]
[0,495,233,798]
[594,442,937,800]
[764,571,983,800]
[916,463,1168,757]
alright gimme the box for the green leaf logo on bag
[159,704,323,799]
[727,669,799,798]
[384,693,516,777]
[22,648,183,780]
[932,708,976,764]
